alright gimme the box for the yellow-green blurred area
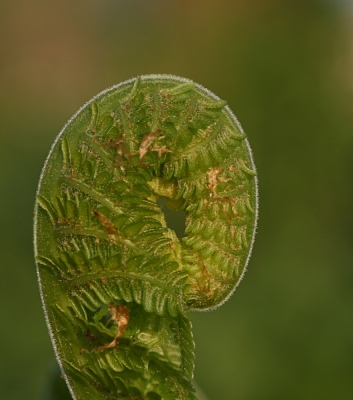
[1,0,352,399]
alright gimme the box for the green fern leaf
[34,75,258,399]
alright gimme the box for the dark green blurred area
[1,1,352,399]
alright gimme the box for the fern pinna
[34,75,258,400]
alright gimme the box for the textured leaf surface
[34,75,258,399]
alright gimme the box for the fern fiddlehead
[34,75,258,400]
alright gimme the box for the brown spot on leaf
[93,210,117,235]
[207,167,224,196]
[99,303,130,351]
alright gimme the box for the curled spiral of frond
[34,75,258,400]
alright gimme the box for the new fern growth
[34,75,258,400]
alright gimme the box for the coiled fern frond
[34,75,258,400]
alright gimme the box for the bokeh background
[1,0,352,399]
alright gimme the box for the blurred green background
[1,0,352,399]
